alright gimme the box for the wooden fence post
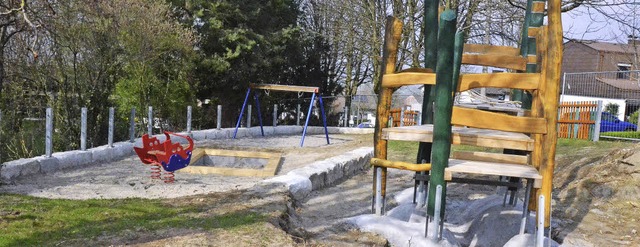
[217,105,222,130]
[147,106,153,136]
[45,108,53,157]
[108,107,114,147]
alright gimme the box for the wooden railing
[389,108,419,127]
[557,101,601,140]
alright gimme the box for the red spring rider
[133,131,194,183]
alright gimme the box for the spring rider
[133,131,194,183]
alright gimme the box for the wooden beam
[249,83,319,93]
[382,72,437,88]
[532,1,546,13]
[462,54,527,71]
[382,125,535,151]
[528,27,540,37]
[180,148,283,177]
[463,44,520,56]
[457,73,541,92]
[445,159,542,188]
[451,106,548,134]
[397,67,434,73]
[451,151,529,165]
[371,158,432,172]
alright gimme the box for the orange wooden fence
[389,108,419,127]
[557,101,600,140]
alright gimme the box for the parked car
[357,122,374,128]
[600,112,637,132]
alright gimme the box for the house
[562,37,640,119]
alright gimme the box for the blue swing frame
[233,84,330,147]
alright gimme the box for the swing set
[233,83,330,147]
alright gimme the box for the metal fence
[562,70,640,122]
[0,94,385,163]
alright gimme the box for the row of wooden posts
[0,103,311,160]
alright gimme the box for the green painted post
[417,0,440,165]
[427,9,458,218]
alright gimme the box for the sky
[561,1,639,43]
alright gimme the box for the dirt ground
[2,134,640,246]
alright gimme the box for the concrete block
[191,130,207,141]
[112,142,135,160]
[233,128,248,138]
[261,174,312,201]
[53,150,93,169]
[36,156,60,174]
[248,127,266,137]
[0,158,34,183]
[275,126,301,135]
[20,158,41,177]
[90,145,116,163]
[214,129,232,139]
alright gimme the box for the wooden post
[247,105,252,128]
[108,107,114,148]
[81,107,87,151]
[427,9,458,218]
[417,0,441,165]
[217,105,222,130]
[373,16,403,215]
[344,106,349,127]
[147,106,153,136]
[539,0,563,229]
[187,106,192,133]
[129,108,136,142]
[400,107,405,127]
[45,108,53,157]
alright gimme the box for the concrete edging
[259,147,374,201]
[0,126,373,184]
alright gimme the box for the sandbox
[0,133,373,200]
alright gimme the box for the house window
[617,63,631,79]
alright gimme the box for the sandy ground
[0,134,371,200]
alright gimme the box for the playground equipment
[233,83,330,147]
[134,131,194,183]
[371,0,562,240]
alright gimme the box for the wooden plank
[397,67,434,73]
[451,106,548,134]
[528,27,540,37]
[382,72,436,88]
[202,149,278,159]
[249,83,318,93]
[180,148,282,177]
[463,44,520,56]
[370,158,432,172]
[527,54,537,64]
[382,125,535,151]
[444,159,542,188]
[451,151,529,165]
[461,54,527,71]
[457,73,540,92]
[532,1,546,13]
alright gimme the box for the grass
[0,138,631,246]
[600,131,640,139]
[0,194,267,246]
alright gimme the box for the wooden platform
[382,125,534,151]
[445,159,542,188]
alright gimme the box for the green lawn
[0,194,267,246]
